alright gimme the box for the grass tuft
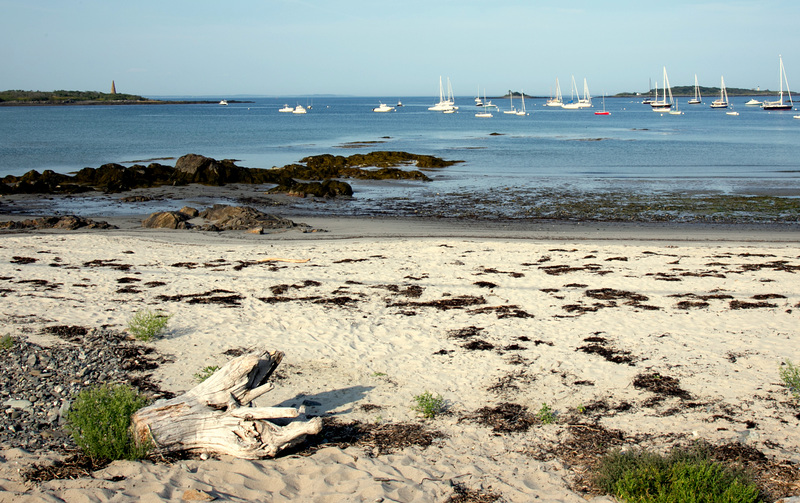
[194,365,220,383]
[0,334,14,351]
[411,391,446,419]
[64,384,151,461]
[126,310,171,341]
[779,360,800,401]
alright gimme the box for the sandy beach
[1,217,799,502]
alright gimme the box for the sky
[2,0,798,98]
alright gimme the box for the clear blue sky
[2,0,797,98]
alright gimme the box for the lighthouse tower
[111,80,117,94]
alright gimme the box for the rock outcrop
[142,204,303,233]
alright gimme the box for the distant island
[614,86,782,98]
[0,90,251,106]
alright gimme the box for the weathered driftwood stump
[132,348,322,459]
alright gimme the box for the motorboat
[372,102,395,113]
[292,105,307,114]
[279,104,294,113]
[219,100,228,106]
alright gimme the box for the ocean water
[1,96,799,215]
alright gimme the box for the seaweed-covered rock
[0,216,116,230]
[267,178,353,198]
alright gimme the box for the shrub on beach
[780,360,800,400]
[592,446,761,503]
[64,384,151,461]
[411,391,446,419]
[126,310,171,341]
[0,334,14,351]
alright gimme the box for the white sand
[0,221,798,502]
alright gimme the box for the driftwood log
[131,348,322,459]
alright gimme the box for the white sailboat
[762,55,793,110]
[429,76,458,112]
[650,67,673,112]
[688,74,702,104]
[578,78,592,108]
[475,90,492,118]
[561,76,582,109]
[545,78,563,107]
[710,76,728,108]
[503,90,517,114]
[515,90,528,116]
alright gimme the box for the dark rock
[197,204,297,231]
[0,216,116,230]
[141,211,192,229]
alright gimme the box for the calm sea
[1,96,799,216]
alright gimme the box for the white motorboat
[372,102,395,113]
[710,76,729,108]
[219,100,228,106]
[292,105,307,114]
[762,55,793,110]
[745,99,763,106]
[279,104,293,113]
[688,75,702,104]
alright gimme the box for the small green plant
[64,384,151,461]
[537,402,556,424]
[411,391,446,419]
[0,334,14,351]
[194,365,220,383]
[576,404,587,414]
[780,360,800,400]
[372,372,388,377]
[127,310,172,341]
[593,446,761,503]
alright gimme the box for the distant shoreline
[0,100,253,107]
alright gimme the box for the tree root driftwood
[131,348,322,459]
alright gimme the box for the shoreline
[1,220,799,501]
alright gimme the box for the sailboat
[561,76,582,109]
[475,90,492,118]
[688,75,702,104]
[428,76,458,112]
[578,78,592,108]
[762,55,794,110]
[545,78,563,107]
[642,78,655,104]
[503,90,517,114]
[650,67,673,112]
[669,97,684,115]
[515,90,528,116]
[710,76,729,108]
[594,94,610,115]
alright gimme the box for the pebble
[0,328,168,452]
